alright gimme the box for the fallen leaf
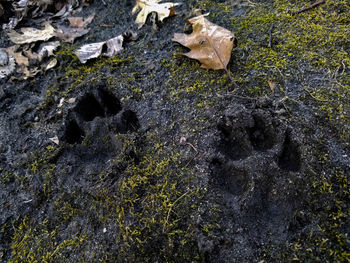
[68,13,95,28]
[24,41,60,61]
[58,98,65,108]
[104,35,124,57]
[56,26,90,43]
[267,80,276,92]
[7,22,55,44]
[0,49,16,79]
[172,13,235,70]
[74,35,125,63]
[18,66,41,80]
[6,46,29,66]
[132,0,179,28]
[6,40,59,80]
[68,97,76,103]
[49,135,59,145]
[44,57,57,71]
[74,41,105,63]
[56,13,94,43]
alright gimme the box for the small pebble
[34,116,39,122]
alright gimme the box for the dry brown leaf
[68,13,94,27]
[132,0,179,28]
[267,80,276,92]
[172,14,235,70]
[56,26,90,43]
[56,13,94,43]
[6,46,29,66]
[7,22,55,45]
[24,41,60,61]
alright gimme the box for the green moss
[265,168,350,262]
[114,148,205,262]
[9,216,88,263]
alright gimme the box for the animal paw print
[61,87,139,145]
[211,108,301,197]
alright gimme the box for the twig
[206,37,240,89]
[304,88,331,102]
[291,0,326,15]
[268,25,274,48]
[163,191,189,231]
[183,142,199,168]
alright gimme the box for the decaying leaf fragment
[23,41,60,61]
[74,35,125,63]
[172,14,235,70]
[6,46,29,66]
[7,22,55,45]
[56,14,94,43]
[0,49,16,79]
[132,0,179,28]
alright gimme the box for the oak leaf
[7,22,55,45]
[172,14,235,70]
[132,0,179,28]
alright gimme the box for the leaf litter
[132,0,180,28]
[0,0,94,79]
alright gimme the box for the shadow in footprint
[248,113,275,151]
[218,123,251,161]
[112,110,140,133]
[278,132,301,172]
[63,119,85,144]
[75,93,105,121]
[98,88,122,116]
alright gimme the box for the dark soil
[0,0,349,262]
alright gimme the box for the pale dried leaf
[74,41,105,63]
[24,41,60,61]
[58,98,65,108]
[44,58,57,71]
[6,46,29,66]
[74,35,125,63]
[267,80,276,92]
[172,14,235,70]
[68,97,76,103]
[0,49,16,79]
[49,136,60,145]
[7,22,55,44]
[18,66,41,80]
[104,35,124,57]
[132,0,179,28]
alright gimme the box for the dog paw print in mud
[61,87,139,146]
[52,86,140,190]
[209,105,303,245]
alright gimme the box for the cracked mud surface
[0,0,349,262]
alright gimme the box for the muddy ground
[0,0,349,262]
